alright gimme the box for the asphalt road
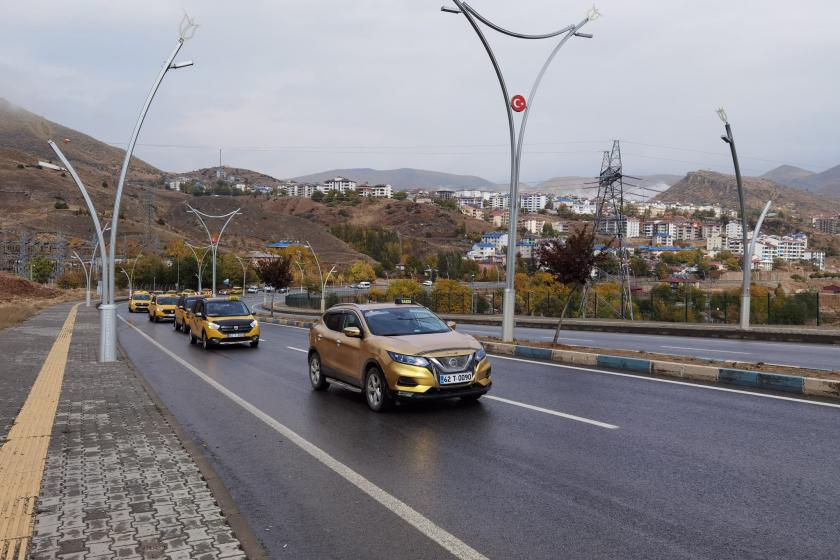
[117,305,840,559]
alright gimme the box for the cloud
[2,0,838,181]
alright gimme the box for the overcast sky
[2,0,837,183]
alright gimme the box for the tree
[386,279,424,301]
[539,225,612,343]
[431,279,472,313]
[393,191,408,200]
[311,190,325,203]
[630,256,650,277]
[655,261,670,280]
[256,256,293,317]
[347,260,376,283]
[30,255,54,283]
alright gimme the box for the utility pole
[441,2,600,342]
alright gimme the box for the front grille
[216,319,252,333]
[429,354,473,373]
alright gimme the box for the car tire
[365,367,392,412]
[189,329,196,345]
[202,332,210,350]
[308,352,328,391]
[174,320,180,332]
[250,339,259,348]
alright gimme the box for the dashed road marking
[485,396,618,429]
[662,345,750,355]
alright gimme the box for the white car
[246,286,259,294]
[356,281,371,289]
[264,286,275,293]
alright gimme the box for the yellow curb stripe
[0,305,78,559]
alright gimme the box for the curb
[256,312,314,329]
[482,341,840,400]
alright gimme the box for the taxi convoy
[128,290,260,349]
[128,291,491,412]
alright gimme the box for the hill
[534,174,681,199]
[0,98,160,182]
[294,168,494,190]
[654,170,840,218]
[801,164,840,195]
[761,165,814,189]
[187,166,284,188]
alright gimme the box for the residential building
[725,221,743,239]
[467,242,497,260]
[488,193,510,209]
[357,184,393,198]
[490,210,509,228]
[325,177,357,193]
[706,235,724,252]
[480,231,508,251]
[515,239,539,260]
[702,221,723,239]
[520,216,546,235]
[433,189,455,200]
[459,204,484,220]
[284,182,317,197]
[520,193,548,213]
[812,216,840,235]
[600,217,640,238]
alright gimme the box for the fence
[284,285,835,327]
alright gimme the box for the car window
[205,300,250,317]
[323,312,344,332]
[363,307,449,336]
[185,298,200,312]
[344,312,362,331]
[133,294,150,301]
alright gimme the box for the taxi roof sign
[394,297,413,305]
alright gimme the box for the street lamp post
[103,14,197,362]
[47,140,111,360]
[718,108,752,330]
[442,2,600,342]
[71,252,92,306]
[120,268,132,298]
[186,243,211,293]
[234,255,249,293]
[304,241,332,313]
[185,204,241,297]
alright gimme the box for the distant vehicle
[147,294,178,323]
[128,291,151,313]
[357,281,371,289]
[279,287,289,293]
[307,299,490,412]
[422,280,433,287]
[174,295,201,333]
[246,286,259,294]
[264,286,274,293]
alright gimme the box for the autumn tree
[256,256,293,317]
[347,260,376,283]
[539,225,612,343]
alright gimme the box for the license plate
[439,372,472,385]
[226,333,246,338]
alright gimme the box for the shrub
[54,200,69,209]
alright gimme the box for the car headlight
[250,320,258,328]
[475,346,486,362]
[207,322,220,330]
[388,352,430,368]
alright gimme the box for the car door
[316,311,344,375]
[189,300,203,334]
[336,311,366,386]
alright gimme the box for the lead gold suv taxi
[187,297,260,349]
[308,300,491,412]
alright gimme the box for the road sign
[511,95,527,112]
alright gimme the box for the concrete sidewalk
[0,304,254,559]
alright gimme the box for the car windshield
[157,297,178,305]
[363,307,449,336]
[185,298,200,311]
[205,300,250,317]
[133,294,150,301]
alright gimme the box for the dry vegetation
[0,272,83,332]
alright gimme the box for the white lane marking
[485,396,617,429]
[490,354,840,410]
[289,348,614,427]
[119,316,488,560]
[262,322,310,331]
[662,345,750,355]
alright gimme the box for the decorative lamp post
[441,2,600,342]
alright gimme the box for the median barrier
[479,339,840,401]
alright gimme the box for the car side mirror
[447,321,457,330]
[343,326,362,338]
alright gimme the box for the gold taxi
[128,291,152,313]
[147,294,178,322]
[174,294,201,333]
[307,300,491,412]
[187,297,260,349]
